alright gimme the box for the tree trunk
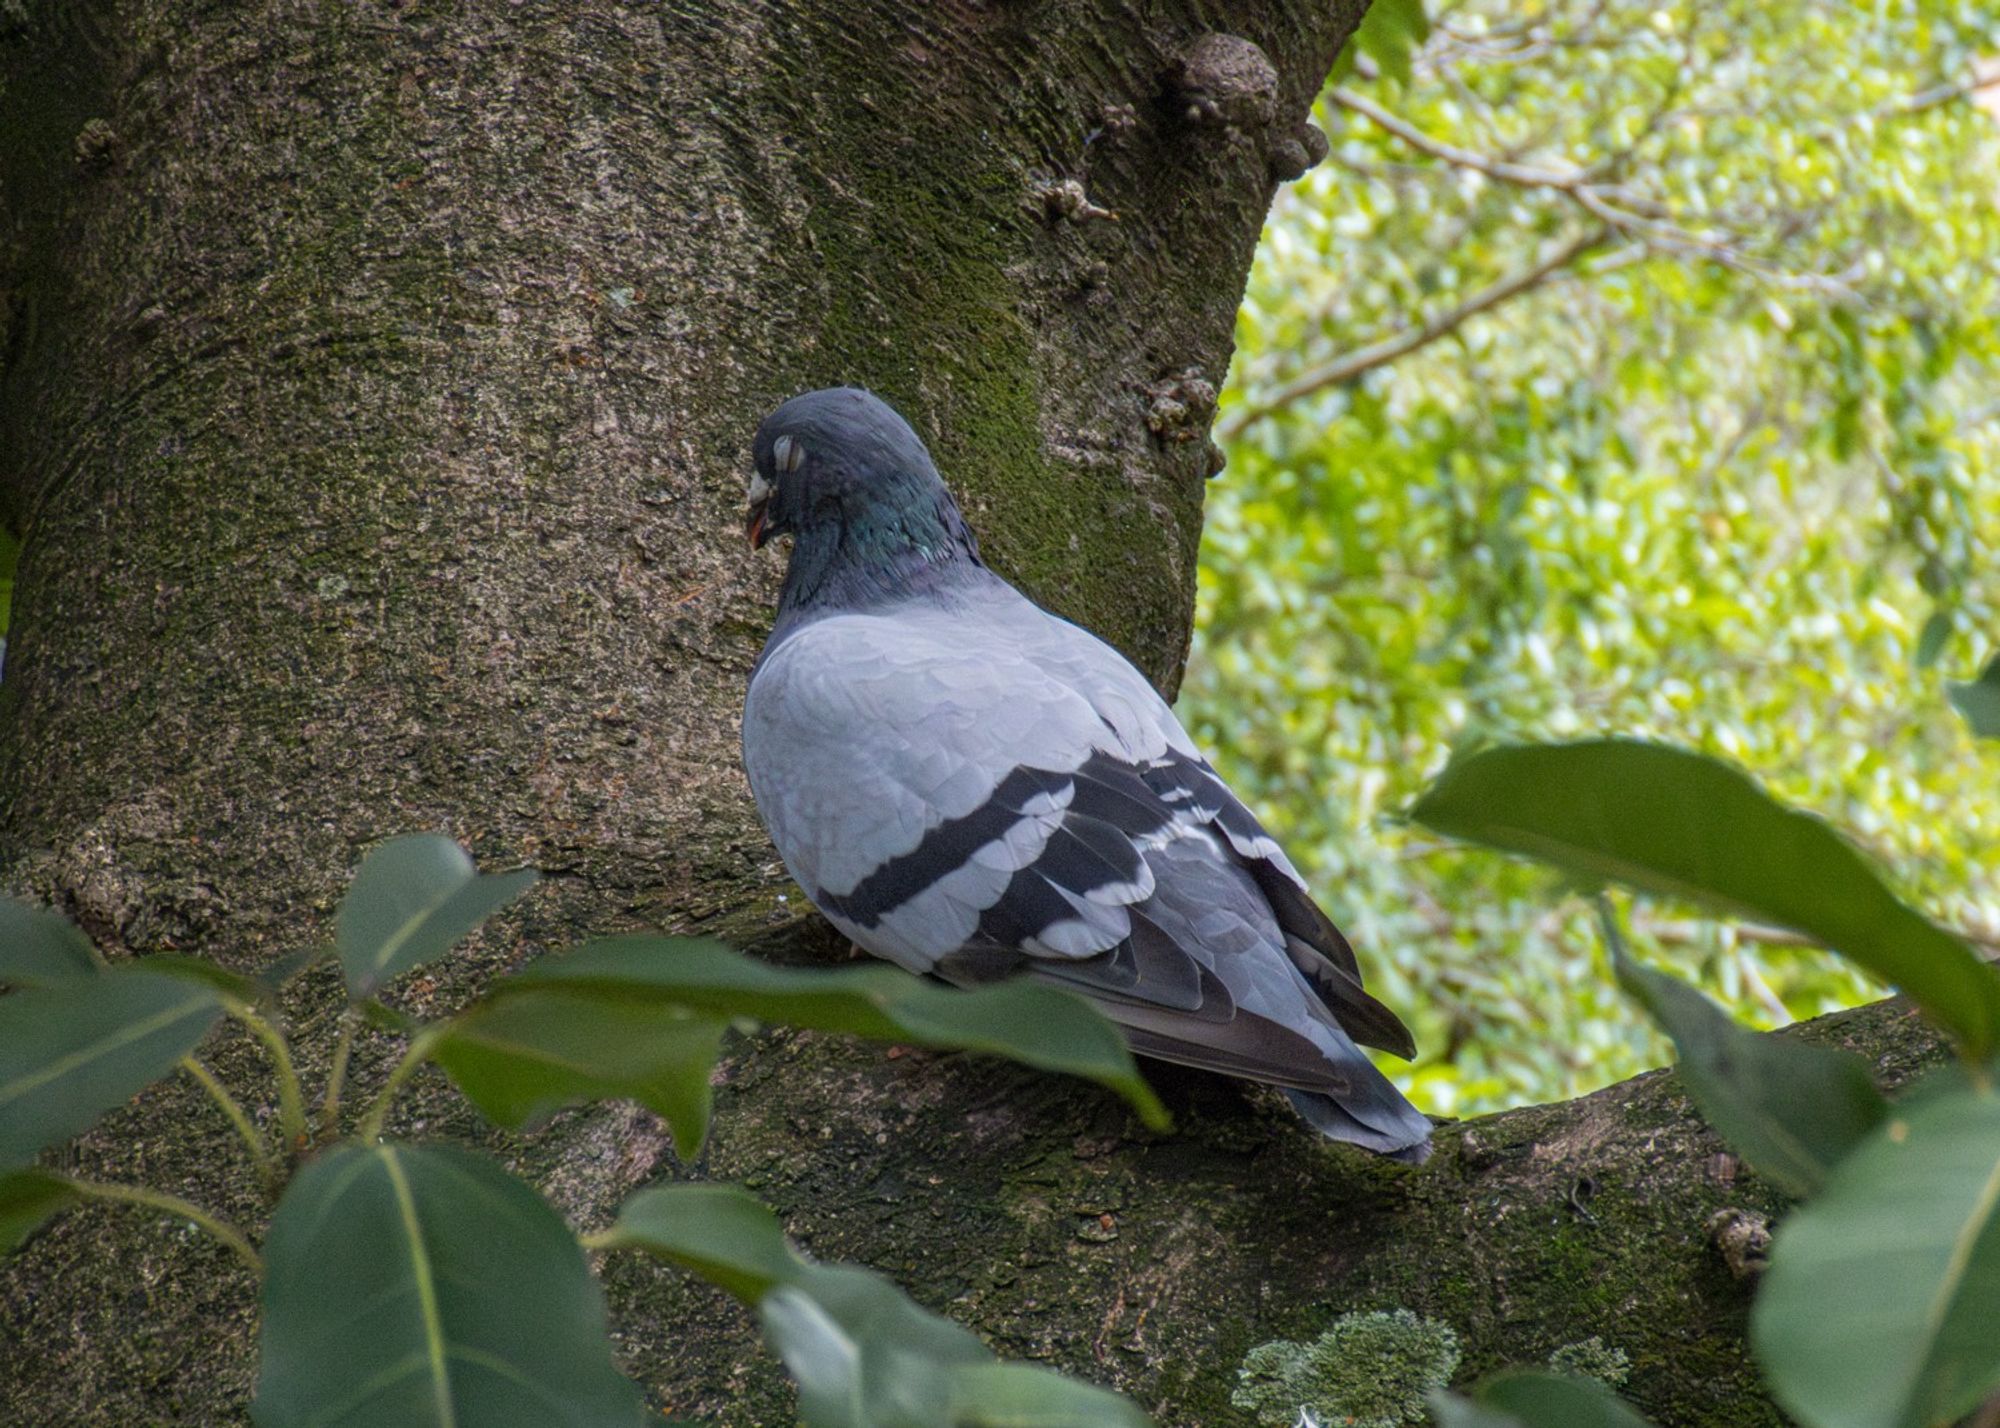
[0,4,1930,1425]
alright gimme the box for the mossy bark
[0,3,1933,1425]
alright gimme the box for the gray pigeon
[740,387,1432,1163]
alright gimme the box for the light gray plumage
[740,387,1432,1162]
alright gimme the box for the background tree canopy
[1192,0,2000,1115]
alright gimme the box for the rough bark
[0,3,1935,1425]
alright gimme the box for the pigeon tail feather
[1284,1085,1435,1164]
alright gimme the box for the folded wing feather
[742,586,1428,1159]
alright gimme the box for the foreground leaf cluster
[0,834,1164,1426]
[1412,738,2000,1428]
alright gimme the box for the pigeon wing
[743,592,1427,1159]
[743,600,1163,974]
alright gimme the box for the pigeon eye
[773,435,806,473]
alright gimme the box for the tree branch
[1230,70,1871,439]
[1218,226,1610,440]
[1328,87,1595,189]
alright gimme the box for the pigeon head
[748,387,982,613]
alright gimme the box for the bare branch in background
[1895,63,2000,118]
[1333,84,1861,298]
[1225,51,1923,435]
[1217,226,1611,441]
[1328,87,1598,188]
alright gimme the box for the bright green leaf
[431,992,727,1158]
[1408,740,2000,1057]
[336,835,536,999]
[1948,655,2000,740]
[1754,1079,2000,1428]
[602,1183,1152,1428]
[1610,939,1888,1197]
[0,970,223,1168]
[0,899,98,986]
[254,1142,644,1428]
[0,1169,76,1255]
[1345,0,1431,86]
[502,936,1170,1130]
[1430,1371,1660,1427]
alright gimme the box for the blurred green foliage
[1190,0,2000,1114]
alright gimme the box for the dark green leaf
[255,1142,644,1428]
[502,937,1170,1130]
[0,970,224,1168]
[336,835,536,999]
[603,1183,1152,1428]
[0,898,98,986]
[0,1169,76,1255]
[1611,945,1888,1197]
[431,992,727,1157]
[257,943,333,993]
[1753,1079,2000,1428]
[945,1364,1155,1427]
[1428,1393,1525,1428]
[358,998,424,1037]
[140,954,269,1006]
[1948,655,2000,740]
[1914,611,1952,669]
[610,1183,801,1302]
[1430,1372,1659,1427]
[1408,740,2000,1056]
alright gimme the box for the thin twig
[1890,68,2000,118]
[1330,76,1863,313]
[62,1178,262,1276]
[1330,87,1592,188]
[1219,226,1610,440]
[179,1057,277,1191]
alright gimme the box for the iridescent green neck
[774,468,985,624]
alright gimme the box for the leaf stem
[578,1228,619,1252]
[356,1028,444,1142]
[63,1177,263,1276]
[318,1008,361,1140]
[1594,892,1631,964]
[227,1001,309,1151]
[180,1056,278,1191]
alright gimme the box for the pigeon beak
[745,468,775,550]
